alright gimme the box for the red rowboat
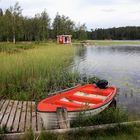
[37,84,117,129]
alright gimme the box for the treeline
[0,2,87,43]
[89,27,140,40]
[0,2,140,43]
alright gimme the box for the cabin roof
[57,35,72,37]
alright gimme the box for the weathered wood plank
[0,100,9,125]
[0,100,14,127]
[36,112,43,131]
[0,100,44,133]
[6,101,18,131]
[18,101,27,132]
[12,101,22,132]
[0,100,5,111]
[57,107,70,129]
[25,101,32,130]
[31,102,37,131]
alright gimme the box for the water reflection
[75,46,87,58]
[72,45,140,116]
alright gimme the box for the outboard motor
[96,80,108,89]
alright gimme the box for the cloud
[130,10,140,14]
[0,0,140,29]
[102,9,116,12]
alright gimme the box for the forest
[0,2,140,43]
[90,26,140,40]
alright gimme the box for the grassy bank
[0,42,35,53]
[0,42,80,101]
[86,40,140,46]
[72,40,140,46]
[23,124,140,140]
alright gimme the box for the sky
[0,0,140,30]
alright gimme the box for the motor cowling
[96,80,108,89]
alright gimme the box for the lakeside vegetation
[86,40,140,45]
[0,2,87,43]
[90,26,140,40]
[1,40,140,101]
[1,2,140,44]
[71,107,128,127]
[23,124,140,140]
[0,42,35,53]
[0,42,81,101]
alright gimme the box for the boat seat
[68,94,103,104]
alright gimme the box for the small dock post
[56,107,70,129]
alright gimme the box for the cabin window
[65,37,68,43]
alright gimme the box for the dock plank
[0,100,9,125]
[12,101,22,132]
[0,100,5,111]
[0,100,14,127]
[0,100,44,133]
[18,101,27,132]
[25,101,32,130]
[31,102,37,131]
[6,101,18,131]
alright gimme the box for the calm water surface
[72,45,140,117]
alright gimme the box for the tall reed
[0,43,79,100]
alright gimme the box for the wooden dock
[0,99,44,133]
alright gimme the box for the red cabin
[57,35,72,44]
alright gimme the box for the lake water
[72,45,140,117]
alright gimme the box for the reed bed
[0,43,79,101]
[0,42,35,53]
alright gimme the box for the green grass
[23,124,140,140]
[0,125,9,140]
[86,40,140,45]
[0,42,35,53]
[73,40,140,45]
[67,124,140,140]
[0,42,80,101]
[71,107,128,127]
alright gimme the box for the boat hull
[39,99,113,129]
